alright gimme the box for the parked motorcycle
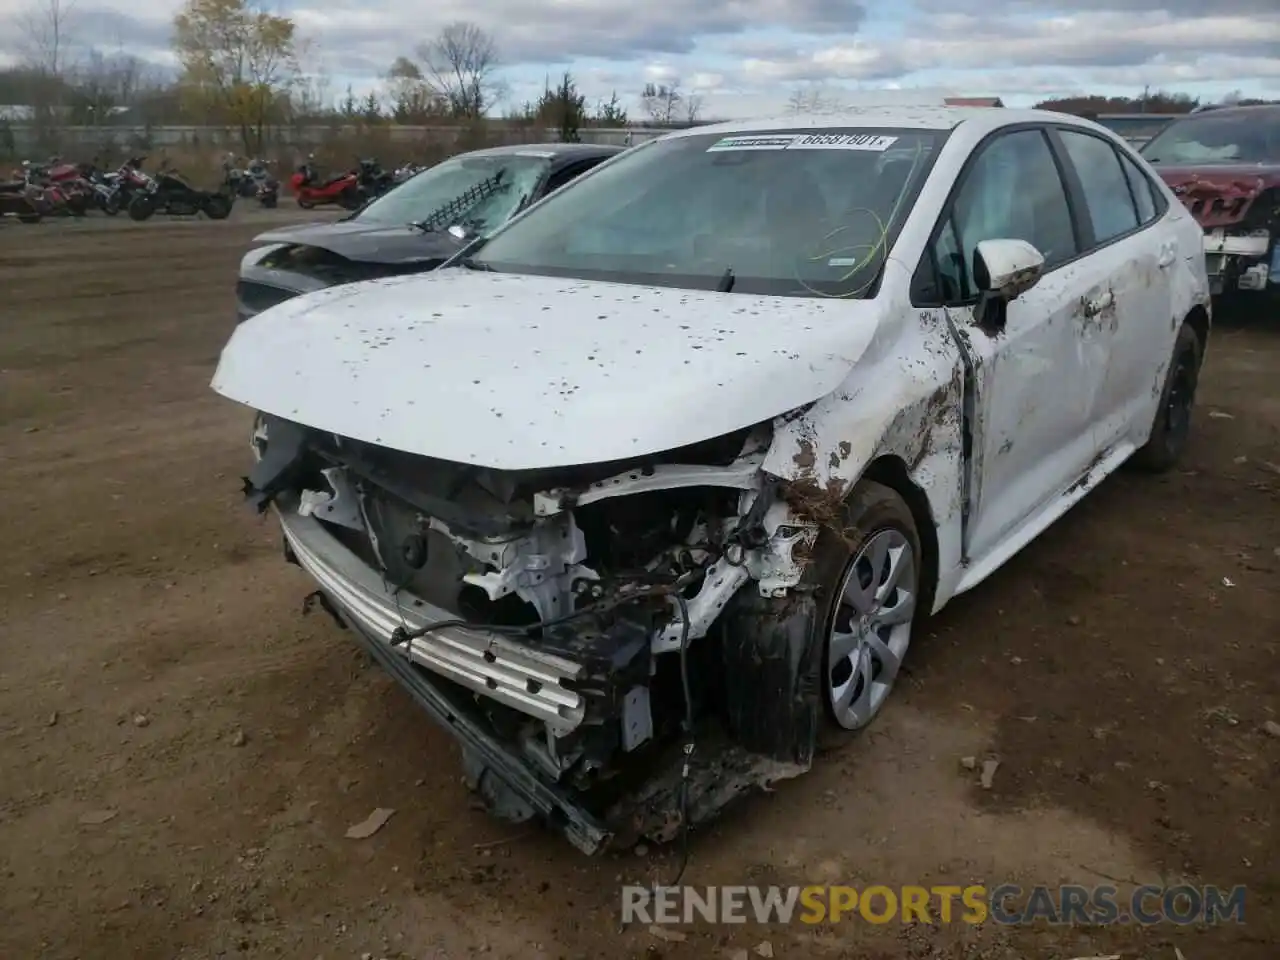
[0,173,42,223]
[227,156,279,208]
[77,162,123,215]
[290,155,361,210]
[111,156,154,210]
[392,162,424,184]
[22,159,90,217]
[127,159,234,221]
[353,157,395,204]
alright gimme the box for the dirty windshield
[354,151,552,232]
[469,128,940,297]
[1142,108,1280,165]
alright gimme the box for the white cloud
[0,0,1276,115]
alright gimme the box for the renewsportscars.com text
[621,884,1247,926]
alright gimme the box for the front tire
[1133,323,1202,473]
[810,480,922,736]
[128,195,155,221]
[297,195,315,210]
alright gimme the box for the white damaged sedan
[213,105,1211,853]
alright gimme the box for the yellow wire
[791,137,928,299]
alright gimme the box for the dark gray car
[235,142,623,324]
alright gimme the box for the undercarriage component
[339,601,611,854]
[720,591,822,765]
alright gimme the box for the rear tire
[338,186,361,210]
[128,195,155,221]
[297,196,315,210]
[1133,323,1202,473]
[100,195,120,216]
[260,193,278,209]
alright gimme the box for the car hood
[1149,162,1280,229]
[211,269,882,470]
[251,219,463,265]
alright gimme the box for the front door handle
[1158,241,1177,268]
[1083,290,1114,317]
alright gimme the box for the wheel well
[1184,304,1210,361]
[860,455,939,619]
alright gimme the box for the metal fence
[3,115,1161,160]
[3,123,668,157]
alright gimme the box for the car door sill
[955,440,1138,595]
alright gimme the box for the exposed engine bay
[244,413,821,852]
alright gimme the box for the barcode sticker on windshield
[707,135,800,151]
[788,133,899,151]
[707,133,899,153]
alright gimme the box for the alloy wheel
[826,528,917,730]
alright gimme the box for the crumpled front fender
[761,307,968,611]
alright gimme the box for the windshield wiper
[716,266,735,293]
[408,220,436,232]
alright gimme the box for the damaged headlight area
[244,413,820,853]
[1181,183,1280,296]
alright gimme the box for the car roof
[662,105,1112,139]
[457,142,624,163]
[1181,103,1280,119]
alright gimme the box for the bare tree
[14,0,77,146]
[786,81,844,115]
[385,55,444,123]
[72,48,145,125]
[16,0,76,77]
[640,80,682,124]
[415,22,504,120]
[289,37,333,123]
[684,93,703,124]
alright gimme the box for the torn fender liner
[341,607,612,855]
[721,592,822,765]
[607,593,821,845]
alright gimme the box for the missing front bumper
[279,508,589,735]
[339,601,613,854]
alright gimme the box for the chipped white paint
[212,269,883,470]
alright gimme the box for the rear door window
[1058,130,1140,244]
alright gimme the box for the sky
[0,0,1277,119]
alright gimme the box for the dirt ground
[1,212,1276,960]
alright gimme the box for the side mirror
[974,238,1045,301]
[447,224,470,242]
[971,238,1045,333]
